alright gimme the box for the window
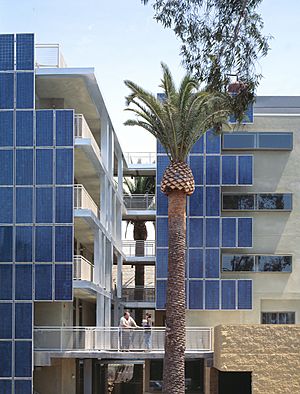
[222,132,293,150]
[261,312,295,324]
[223,193,292,211]
[222,255,292,272]
[257,194,292,210]
[223,194,255,210]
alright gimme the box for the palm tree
[124,63,232,394]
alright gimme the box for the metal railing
[122,240,155,257]
[35,44,67,68]
[74,255,94,282]
[34,327,213,353]
[124,194,156,210]
[74,184,100,218]
[122,287,155,302]
[74,114,101,161]
[124,152,156,165]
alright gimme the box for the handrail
[123,194,156,210]
[73,255,94,282]
[122,240,155,257]
[122,287,155,302]
[124,152,156,165]
[74,114,101,161]
[74,184,100,219]
[35,43,67,68]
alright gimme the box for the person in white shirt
[119,312,138,349]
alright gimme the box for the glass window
[15,380,32,394]
[36,110,54,146]
[205,249,220,278]
[223,194,255,210]
[206,130,220,153]
[237,280,252,309]
[222,156,236,185]
[257,193,292,210]
[258,255,292,272]
[16,72,34,109]
[156,218,168,248]
[16,226,32,262]
[56,110,74,146]
[0,111,13,147]
[16,149,33,185]
[16,187,33,223]
[188,218,203,247]
[156,280,167,309]
[55,187,73,223]
[15,341,32,377]
[15,303,32,339]
[258,133,293,150]
[222,255,255,272]
[35,226,52,262]
[238,156,253,185]
[205,218,219,247]
[0,227,13,262]
[0,342,12,377]
[0,73,14,109]
[205,280,220,310]
[36,149,53,185]
[262,312,295,324]
[156,187,168,215]
[16,111,33,146]
[0,34,14,70]
[238,218,252,247]
[222,133,256,149]
[36,188,53,223]
[189,280,203,309]
[221,280,236,310]
[189,187,203,216]
[55,264,72,300]
[189,249,203,278]
[0,149,13,185]
[206,187,220,216]
[0,188,13,223]
[221,218,236,247]
[206,156,220,185]
[190,155,203,185]
[56,148,73,185]
[157,155,170,185]
[191,136,204,153]
[0,265,12,300]
[156,248,168,279]
[15,265,32,300]
[55,226,72,262]
[35,264,52,301]
[16,33,34,70]
[0,303,12,339]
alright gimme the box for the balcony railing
[124,194,156,210]
[122,287,155,302]
[122,240,155,257]
[124,152,156,165]
[74,114,101,161]
[74,184,100,219]
[74,255,94,282]
[34,327,213,353]
[35,44,67,68]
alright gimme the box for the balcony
[74,255,94,282]
[35,44,67,68]
[74,184,100,219]
[123,240,155,257]
[123,152,156,176]
[122,287,155,302]
[75,114,101,162]
[124,194,155,210]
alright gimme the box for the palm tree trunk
[163,190,186,394]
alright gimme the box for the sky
[0,0,300,152]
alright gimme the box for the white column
[96,293,105,327]
[93,229,101,285]
[100,113,109,168]
[117,254,123,299]
[117,154,123,195]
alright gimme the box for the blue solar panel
[16,111,34,146]
[190,155,203,185]
[15,265,32,300]
[56,110,74,146]
[206,187,220,216]
[189,249,203,278]
[56,148,73,185]
[189,186,203,216]
[206,156,220,185]
[16,187,33,223]
[191,135,204,153]
[238,280,252,309]
[35,264,53,301]
[16,34,34,70]
[15,380,32,394]
[16,73,34,109]
[189,280,203,309]
[35,226,52,262]
[0,342,12,376]
[55,187,73,223]
[16,149,33,185]
[205,218,220,247]
[0,73,14,109]
[156,280,167,309]
[36,149,53,185]
[222,218,236,247]
[222,156,236,185]
[221,280,236,309]
[55,226,73,262]
[156,187,168,215]
[157,155,170,185]
[15,226,32,262]
[188,218,203,247]
[206,130,221,153]
[0,227,13,262]
[156,248,168,279]
[36,110,54,146]
[15,341,32,377]
[0,303,12,338]
[238,156,253,185]
[36,188,53,224]
[238,218,252,247]
[0,150,13,185]
[205,280,220,310]
[55,264,72,300]
[0,265,12,300]
[0,111,13,147]
[0,188,13,223]
[205,249,220,278]
[15,303,32,339]
[0,34,14,70]
[0,380,12,393]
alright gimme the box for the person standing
[142,313,152,351]
[119,312,138,350]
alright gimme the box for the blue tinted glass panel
[36,149,53,185]
[55,264,72,300]
[206,156,220,185]
[206,218,219,247]
[0,227,12,262]
[189,187,203,216]
[0,150,13,185]
[15,303,32,339]
[191,136,204,153]
[205,249,220,278]
[156,248,168,279]
[0,342,12,377]
[16,149,33,185]
[15,341,32,377]
[0,303,12,339]
[0,73,13,109]
[56,110,73,146]
[238,218,252,247]
[55,187,73,223]
[190,156,203,185]
[189,218,203,247]
[206,187,220,216]
[0,111,13,146]
[16,226,32,262]
[16,111,33,146]
[36,110,54,146]
[55,226,72,262]
[0,34,14,70]
[15,380,32,394]
[157,141,166,153]
[16,72,34,109]
[156,280,167,309]
[16,33,34,70]
[189,249,203,278]
[35,226,52,262]
[157,155,170,185]
[36,188,53,223]
[238,156,252,185]
[222,218,236,247]
[156,218,168,247]
[189,280,203,309]
[35,264,52,300]
[258,132,293,150]
[221,280,236,309]
[56,149,73,185]
[15,265,32,300]
[222,133,256,149]
[206,130,220,153]
[238,280,252,309]
[0,188,13,223]
[205,280,220,310]
[156,187,168,215]
[16,187,33,223]
[222,156,236,185]
[0,380,11,393]
[0,265,12,300]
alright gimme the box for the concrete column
[117,254,123,299]
[83,359,93,394]
[96,293,105,327]
[93,229,101,285]
[100,113,109,168]
[117,154,123,195]
[100,173,106,225]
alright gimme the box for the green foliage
[124,176,155,195]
